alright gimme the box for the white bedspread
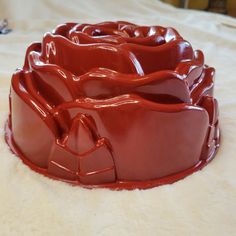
[0,0,236,235]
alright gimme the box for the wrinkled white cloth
[0,0,236,235]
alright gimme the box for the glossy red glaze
[5,21,220,189]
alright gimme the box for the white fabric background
[0,0,236,235]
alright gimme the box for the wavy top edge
[17,21,215,110]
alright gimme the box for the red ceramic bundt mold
[5,21,220,190]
